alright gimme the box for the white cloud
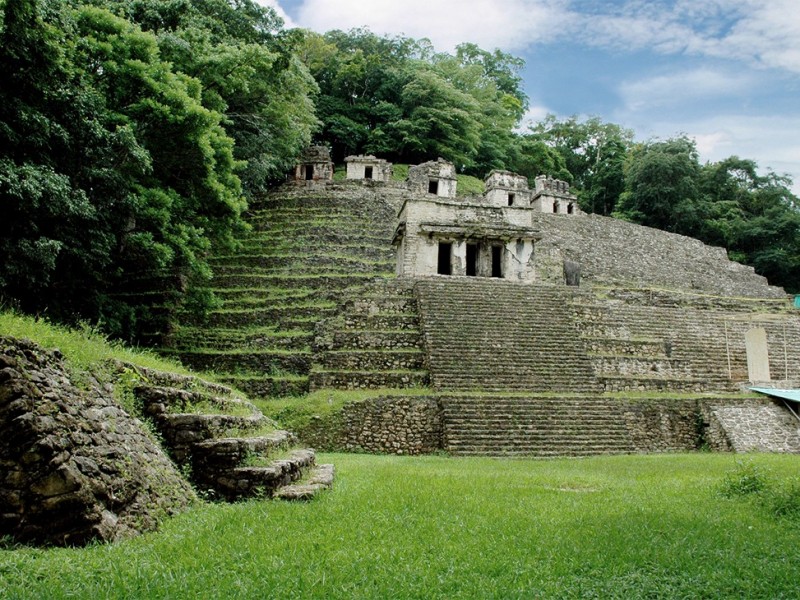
[285,1,800,74]
[516,104,554,132]
[618,68,755,111]
[579,0,800,74]
[292,0,568,52]
[255,0,297,28]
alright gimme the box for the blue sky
[261,0,800,194]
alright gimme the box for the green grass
[391,163,410,181]
[0,310,189,374]
[456,173,485,196]
[256,387,435,428]
[2,453,799,599]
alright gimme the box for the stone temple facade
[393,168,558,283]
[406,158,457,198]
[345,155,393,182]
[532,175,581,214]
[293,146,334,184]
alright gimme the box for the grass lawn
[2,453,799,599]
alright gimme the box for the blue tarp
[750,387,800,403]
[794,295,800,309]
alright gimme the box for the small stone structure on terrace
[345,155,393,182]
[406,158,457,198]
[293,145,334,184]
[484,170,534,207]
[532,175,582,214]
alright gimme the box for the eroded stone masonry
[285,148,800,457]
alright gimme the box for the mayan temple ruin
[165,147,800,458]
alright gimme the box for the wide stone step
[170,350,311,376]
[247,230,392,248]
[329,330,424,350]
[309,369,430,390]
[212,259,394,276]
[275,464,336,501]
[206,305,336,328]
[169,328,312,351]
[210,252,393,270]
[216,375,309,399]
[210,273,383,290]
[206,449,317,501]
[152,412,272,465]
[447,445,634,457]
[316,349,425,371]
[191,431,295,470]
[133,385,256,417]
[446,434,633,447]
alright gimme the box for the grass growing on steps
[0,310,190,374]
[2,453,799,599]
[256,388,435,430]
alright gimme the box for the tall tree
[300,29,528,171]
[614,136,703,235]
[530,115,633,214]
[0,0,248,339]
[84,0,319,193]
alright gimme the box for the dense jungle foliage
[1,0,798,342]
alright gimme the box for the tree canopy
[1,6,798,342]
[0,0,326,340]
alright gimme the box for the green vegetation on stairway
[3,453,799,598]
[0,310,329,506]
[165,184,406,399]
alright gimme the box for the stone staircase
[310,279,430,390]
[121,363,333,501]
[163,183,403,398]
[415,278,600,393]
[442,395,636,456]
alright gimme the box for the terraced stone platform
[165,183,406,398]
[160,179,800,459]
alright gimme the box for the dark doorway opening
[491,245,503,278]
[429,180,439,195]
[508,193,515,206]
[552,201,558,213]
[305,165,314,180]
[466,243,479,276]
[567,203,574,214]
[438,242,452,275]
[364,166,373,180]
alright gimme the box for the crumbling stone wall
[531,212,785,298]
[707,398,800,452]
[297,394,755,456]
[345,155,393,182]
[299,396,442,455]
[0,337,196,546]
[407,158,457,198]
